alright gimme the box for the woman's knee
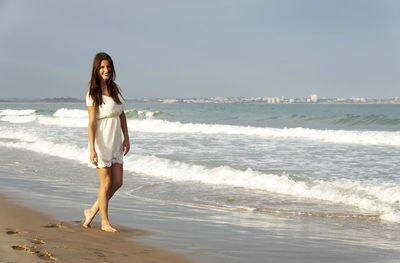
[100,179,112,191]
[112,180,123,191]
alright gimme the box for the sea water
[1,102,400,262]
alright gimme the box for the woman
[83,52,130,232]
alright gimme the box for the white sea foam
[126,119,400,146]
[0,108,87,127]
[1,128,398,222]
[1,108,400,146]
[0,132,87,163]
[0,130,39,142]
[0,115,38,123]
[53,108,87,118]
[124,154,400,222]
[0,109,36,116]
[137,110,159,118]
[36,116,88,127]
[0,109,37,123]
[31,115,386,147]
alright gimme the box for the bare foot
[83,209,94,228]
[101,224,118,233]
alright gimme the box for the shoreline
[1,147,400,262]
[0,193,193,263]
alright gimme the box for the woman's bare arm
[120,111,130,155]
[87,106,98,166]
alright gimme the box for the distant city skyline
[2,94,399,105]
[1,1,399,99]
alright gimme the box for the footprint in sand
[6,230,20,235]
[43,221,75,233]
[7,229,46,245]
[43,221,63,228]
[11,244,27,251]
[30,237,46,245]
[11,244,57,261]
[8,228,56,261]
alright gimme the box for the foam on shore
[1,108,400,146]
[1,130,399,222]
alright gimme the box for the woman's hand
[90,150,98,166]
[123,138,130,156]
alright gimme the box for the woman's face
[98,60,112,81]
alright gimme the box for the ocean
[1,102,400,262]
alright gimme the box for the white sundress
[86,92,124,168]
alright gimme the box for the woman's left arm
[120,111,130,155]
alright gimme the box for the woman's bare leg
[89,167,116,232]
[83,164,123,229]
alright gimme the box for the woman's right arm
[87,106,98,166]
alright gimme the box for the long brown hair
[88,52,123,107]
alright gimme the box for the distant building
[351,97,366,103]
[161,99,178,103]
[310,94,318,103]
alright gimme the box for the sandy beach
[0,193,193,263]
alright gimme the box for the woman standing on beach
[83,52,130,232]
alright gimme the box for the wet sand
[0,193,193,263]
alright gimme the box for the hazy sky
[1,0,399,99]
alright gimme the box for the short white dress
[86,92,124,168]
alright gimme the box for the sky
[0,0,399,99]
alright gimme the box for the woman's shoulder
[86,91,94,106]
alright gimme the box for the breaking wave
[1,108,400,146]
[1,130,400,222]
